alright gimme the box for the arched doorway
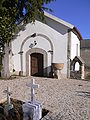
[70,56,85,79]
[31,53,43,76]
[19,33,53,76]
[26,48,47,76]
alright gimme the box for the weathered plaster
[67,30,71,78]
[19,33,53,76]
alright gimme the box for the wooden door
[31,53,43,76]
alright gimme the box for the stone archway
[70,56,85,79]
[19,33,53,76]
[26,48,47,76]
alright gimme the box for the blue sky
[45,0,90,39]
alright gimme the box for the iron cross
[31,78,39,103]
[4,87,12,105]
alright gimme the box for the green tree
[0,0,56,43]
[0,0,56,78]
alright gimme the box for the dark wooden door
[31,53,43,76]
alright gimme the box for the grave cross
[3,87,12,105]
[3,87,14,116]
[23,78,42,120]
[27,78,39,103]
[31,78,39,103]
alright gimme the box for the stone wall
[80,40,90,78]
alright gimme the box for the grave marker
[31,78,39,103]
[3,87,14,116]
[23,78,42,120]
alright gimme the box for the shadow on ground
[76,91,90,98]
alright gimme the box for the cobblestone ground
[0,77,90,120]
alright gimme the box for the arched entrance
[31,53,43,76]
[19,33,53,76]
[70,56,85,79]
[26,48,47,76]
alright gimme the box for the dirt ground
[0,77,90,120]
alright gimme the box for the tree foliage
[0,0,56,74]
[0,0,56,44]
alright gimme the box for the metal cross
[31,78,39,103]
[3,87,12,105]
[27,78,39,103]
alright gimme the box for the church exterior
[2,12,83,79]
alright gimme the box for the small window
[75,62,79,71]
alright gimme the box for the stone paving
[0,77,90,120]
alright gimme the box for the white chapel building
[3,12,84,79]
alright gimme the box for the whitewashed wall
[11,19,69,77]
[70,32,80,60]
[70,32,80,70]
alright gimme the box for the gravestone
[23,78,42,120]
[3,87,14,117]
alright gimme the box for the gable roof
[44,12,82,40]
[17,11,83,40]
[44,12,74,29]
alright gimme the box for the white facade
[8,12,81,78]
[71,32,80,60]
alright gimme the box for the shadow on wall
[13,15,68,41]
[45,17,67,35]
[31,66,53,78]
[31,65,64,79]
[12,22,27,40]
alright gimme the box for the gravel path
[0,77,90,120]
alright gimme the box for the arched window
[75,62,80,71]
